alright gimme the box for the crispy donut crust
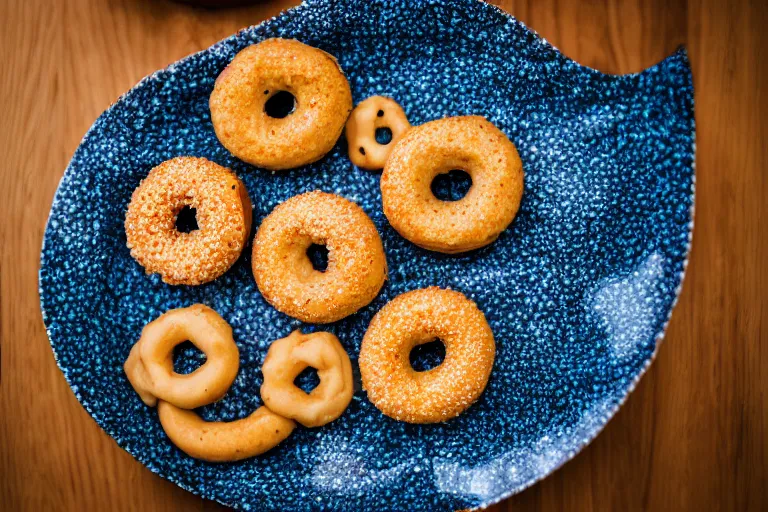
[252,191,387,323]
[210,38,353,170]
[359,287,495,423]
[125,156,252,285]
[381,116,524,253]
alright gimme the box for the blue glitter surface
[38,0,695,510]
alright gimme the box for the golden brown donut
[125,156,252,285]
[260,330,354,428]
[345,96,411,170]
[381,116,524,253]
[157,401,295,462]
[124,304,240,410]
[210,38,353,170]
[252,191,387,324]
[359,287,495,423]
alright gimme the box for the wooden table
[1,0,765,510]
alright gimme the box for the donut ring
[381,116,524,254]
[260,330,354,428]
[345,96,411,170]
[124,304,240,410]
[125,156,252,285]
[252,191,387,324]
[359,287,495,423]
[210,38,353,170]
[157,402,295,462]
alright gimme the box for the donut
[381,116,524,253]
[124,304,297,462]
[123,304,240,410]
[260,330,354,427]
[125,156,252,286]
[252,191,387,323]
[358,287,495,423]
[345,96,411,170]
[157,402,295,462]
[210,38,353,170]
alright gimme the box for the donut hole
[430,169,473,202]
[264,90,296,119]
[293,366,321,393]
[409,339,446,372]
[375,127,393,145]
[306,243,329,272]
[175,205,199,233]
[172,341,207,375]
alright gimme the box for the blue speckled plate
[39,0,695,510]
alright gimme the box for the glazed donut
[260,330,354,428]
[381,116,524,254]
[157,401,295,462]
[125,156,252,285]
[358,287,495,423]
[210,38,353,170]
[124,304,240,410]
[345,96,411,170]
[252,191,387,324]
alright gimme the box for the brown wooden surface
[0,0,765,510]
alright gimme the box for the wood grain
[0,0,765,510]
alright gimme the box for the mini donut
[345,96,411,170]
[157,401,295,462]
[381,116,524,254]
[125,156,252,285]
[260,330,354,427]
[252,191,387,324]
[123,304,240,410]
[210,38,353,170]
[358,287,495,423]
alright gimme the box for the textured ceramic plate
[39,0,695,509]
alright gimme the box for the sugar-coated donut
[345,96,411,170]
[124,304,240,409]
[157,401,295,462]
[125,156,252,285]
[210,38,353,170]
[359,287,495,423]
[260,330,354,427]
[252,191,387,324]
[381,116,524,254]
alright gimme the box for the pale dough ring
[125,304,240,410]
[260,330,354,428]
[157,401,296,462]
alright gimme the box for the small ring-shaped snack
[125,156,252,285]
[345,96,411,170]
[260,330,354,428]
[124,304,240,410]
[359,287,495,423]
[381,116,524,254]
[252,191,387,323]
